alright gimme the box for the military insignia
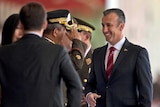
[83,79,87,83]
[88,68,91,73]
[64,103,67,106]
[86,58,91,65]
[76,55,81,60]
[124,48,128,52]
[91,50,94,54]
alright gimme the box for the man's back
[0,34,82,107]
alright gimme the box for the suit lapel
[100,45,108,81]
[109,39,130,80]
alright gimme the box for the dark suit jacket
[85,39,153,107]
[0,34,82,107]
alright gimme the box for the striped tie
[106,47,115,78]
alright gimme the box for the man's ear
[119,23,124,31]
[52,28,58,37]
[43,20,48,30]
[85,32,91,40]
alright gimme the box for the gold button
[64,103,67,106]
[84,79,87,83]
[76,55,81,60]
[86,58,91,65]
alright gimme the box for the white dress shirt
[105,36,126,72]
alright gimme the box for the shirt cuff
[86,92,92,107]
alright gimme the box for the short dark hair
[19,2,46,30]
[103,8,125,24]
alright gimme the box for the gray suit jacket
[85,39,153,107]
[0,34,82,107]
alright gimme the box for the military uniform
[78,48,93,86]
[64,39,87,107]
[44,10,88,107]
[45,9,87,71]
[73,17,95,107]
[69,39,87,71]
[73,17,95,85]
[75,47,93,107]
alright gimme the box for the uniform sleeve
[60,47,82,107]
[69,39,87,71]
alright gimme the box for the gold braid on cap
[65,20,77,30]
[49,18,77,30]
[77,25,93,32]
[49,18,67,24]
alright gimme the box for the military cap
[47,9,76,30]
[74,17,95,32]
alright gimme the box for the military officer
[43,9,88,107]
[43,9,87,71]
[74,17,95,107]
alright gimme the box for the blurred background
[0,0,160,106]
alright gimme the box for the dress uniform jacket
[63,39,87,107]
[85,39,152,107]
[69,39,87,71]
[0,34,82,107]
[78,48,93,107]
[78,48,93,87]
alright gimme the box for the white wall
[106,0,160,82]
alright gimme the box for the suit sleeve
[69,39,87,71]
[136,48,153,107]
[60,47,82,107]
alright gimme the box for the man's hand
[81,93,87,106]
[66,27,81,41]
[86,93,101,107]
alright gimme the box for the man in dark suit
[84,8,153,107]
[0,2,82,107]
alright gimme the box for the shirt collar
[84,44,91,57]
[44,37,55,44]
[24,31,42,37]
[108,36,126,51]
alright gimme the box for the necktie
[106,47,116,78]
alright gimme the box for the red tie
[106,47,116,78]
